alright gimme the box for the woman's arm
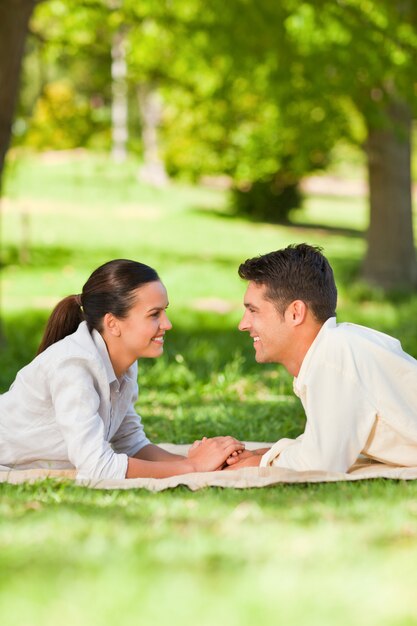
[134,443,185,462]
[126,436,244,478]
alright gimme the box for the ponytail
[37,295,84,354]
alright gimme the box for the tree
[0,0,37,191]
[363,99,416,288]
[5,0,417,289]
[160,0,417,288]
[111,26,128,162]
[293,0,417,289]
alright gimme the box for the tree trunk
[111,28,128,163]
[0,0,36,190]
[0,0,36,346]
[362,100,417,290]
[137,83,168,187]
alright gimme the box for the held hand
[187,436,245,472]
[223,452,263,471]
[225,449,255,466]
[225,447,270,466]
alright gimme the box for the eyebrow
[244,302,259,310]
[147,304,169,312]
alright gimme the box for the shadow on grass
[189,205,363,238]
[290,221,362,238]
[142,397,304,444]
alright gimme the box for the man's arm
[265,364,376,473]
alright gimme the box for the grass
[2,480,417,626]
[1,151,417,626]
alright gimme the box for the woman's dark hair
[37,259,159,354]
[238,243,337,323]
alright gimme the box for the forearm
[126,455,194,478]
[128,436,245,477]
[134,443,185,462]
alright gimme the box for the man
[227,243,417,473]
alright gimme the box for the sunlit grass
[1,152,417,626]
[1,480,417,626]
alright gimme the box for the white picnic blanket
[1,443,417,491]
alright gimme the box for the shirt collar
[295,316,337,387]
[92,329,119,388]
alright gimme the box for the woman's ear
[102,312,121,337]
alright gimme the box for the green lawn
[1,152,417,626]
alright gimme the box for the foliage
[16,0,113,149]
[14,0,416,229]
[24,80,104,149]
[231,174,303,223]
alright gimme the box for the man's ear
[102,312,121,337]
[286,300,307,326]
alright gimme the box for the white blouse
[0,322,150,479]
[261,317,417,472]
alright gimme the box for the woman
[0,259,244,479]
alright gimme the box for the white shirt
[0,322,150,479]
[261,317,417,472]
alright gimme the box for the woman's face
[115,281,172,361]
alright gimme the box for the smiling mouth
[253,336,260,343]
[152,336,165,344]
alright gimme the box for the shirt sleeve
[110,378,150,456]
[48,358,128,480]
[260,362,377,472]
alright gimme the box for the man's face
[238,281,293,364]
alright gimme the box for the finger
[225,455,241,465]
[222,442,246,458]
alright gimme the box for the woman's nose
[161,313,172,331]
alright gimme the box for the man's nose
[238,312,249,332]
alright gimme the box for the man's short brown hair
[238,243,337,322]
